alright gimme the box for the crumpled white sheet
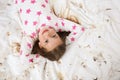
[0,0,120,80]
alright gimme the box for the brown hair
[31,31,70,61]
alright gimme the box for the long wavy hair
[31,31,70,61]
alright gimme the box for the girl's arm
[19,35,40,65]
[14,0,42,64]
[49,16,85,44]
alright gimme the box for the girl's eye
[45,39,48,43]
[52,34,56,38]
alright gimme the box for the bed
[0,0,120,80]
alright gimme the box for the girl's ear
[38,42,42,48]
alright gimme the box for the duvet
[0,0,120,80]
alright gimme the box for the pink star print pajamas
[15,0,85,64]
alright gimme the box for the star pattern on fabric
[81,27,85,32]
[30,32,36,38]
[31,0,36,4]
[45,0,48,3]
[72,25,76,30]
[73,32,77,35]
[33,21,38,26]
[49,26,52,29]
[29,58,34,62]
[15,0,18,4]
[70,37,75,41]
[24,20,28,25]
[55,22,58,27]
[19,8,22,13]
[41,23,46,27]
[61,22,65,26]
[35,54,40,58]
[47,16,51,20]
[41,4,46,8]
[26,8,31,14]
[36,11,42,16]
[27,42,32,48]
[25,53,30,57]
[21,0,25,3]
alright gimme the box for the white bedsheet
[0,0,120,80]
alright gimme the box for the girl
[15,0,85,63]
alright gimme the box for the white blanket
[0,0,120,80]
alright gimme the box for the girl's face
[38,27,63,52]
